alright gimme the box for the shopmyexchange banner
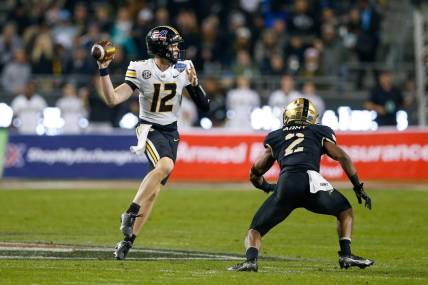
[4,134,149,179]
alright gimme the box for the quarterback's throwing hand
[186,66,198,86]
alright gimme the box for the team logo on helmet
[151,30,168,41]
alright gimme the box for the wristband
[99,68,109,76]
[349,173,360,188]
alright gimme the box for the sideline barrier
[0,129,7,178]
[4,130,428,181]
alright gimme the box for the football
[91,40,116,62]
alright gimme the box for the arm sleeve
[124,61,139,91]
[185,84,210,112]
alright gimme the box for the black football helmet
[146,26,184,63]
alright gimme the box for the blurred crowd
[1,0,414,133]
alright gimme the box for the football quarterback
[92,25,210,260]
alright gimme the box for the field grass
[0,186,427,284]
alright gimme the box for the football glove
[353,183,372,210]
[252,177,276,194]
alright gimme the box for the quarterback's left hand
[186,66,198,86]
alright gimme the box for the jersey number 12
[150,83,177,112]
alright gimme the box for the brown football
[91,40,116,62]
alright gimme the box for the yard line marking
[0,242,320,262]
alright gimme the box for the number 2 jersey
[264,124,336,173]
[125,58,193,125]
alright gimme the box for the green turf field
[0,186,427,284]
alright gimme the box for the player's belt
[139,119,178,132]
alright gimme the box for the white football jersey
[125,58,193,125]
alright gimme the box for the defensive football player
[228,98,373,272]
[93,26,210,259]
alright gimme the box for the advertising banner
[3,130,428,181]
[172,130,428,182]
[4,135,149,179]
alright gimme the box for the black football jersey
[264,124,336,173]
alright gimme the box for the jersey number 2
[150,83,177,112]
[284,133,304,156]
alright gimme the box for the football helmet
[146,26,184,63]
[283,98,318,125]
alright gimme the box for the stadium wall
[3,129,428,181]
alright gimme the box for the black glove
[353,183,372,210]
[252,177,276,193]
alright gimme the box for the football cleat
[338,252,374,269]
[114,240,133,260]
[120,213,137,238]
[227,260,258,272]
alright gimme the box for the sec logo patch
[142,70,152,79]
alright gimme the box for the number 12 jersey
[125,58,193,125]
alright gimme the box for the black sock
[125,234,136,243]
[339,238,351,256]
[246,247,259,262]
[126,203,140,215]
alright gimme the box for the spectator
[287,0,319,37]
[0,22,22,72]
[132,8,153,59]
[176,9,201,68]
[30,25,54,74]
[199,15,223,72]
[231,50,259,78]
[66,46,96,78]
[254,29,282,68]
[94,3,113,33]
[319,24,346,76]
[56,83,87,134]
[290,81,325,118]
[283,36,308,74]
[72,2,89,35]
[51,10,77,50]
[226,76,260,130]
[268,75,302,109]
[1,48,31,95]
[154,7,170,26]
[264,53,287,75]
[111,7,137,57]
[355,0,382,89]
[364,71,406,127]
[11,81,47,134]
[298,47,322,79]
